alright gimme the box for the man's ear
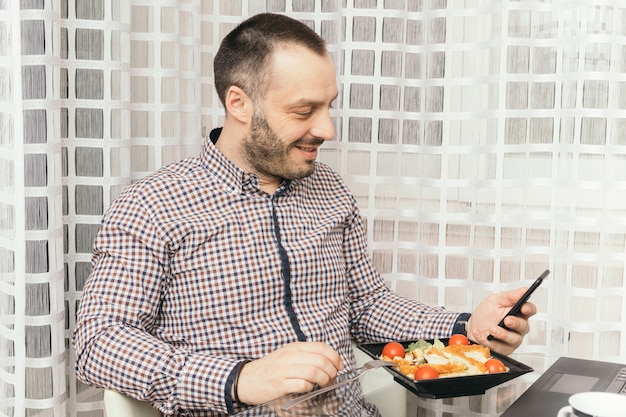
[224,86,253,123]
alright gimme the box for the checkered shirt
[73,130,461,416]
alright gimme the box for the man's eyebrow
[289,93,339,107]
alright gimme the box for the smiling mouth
[295,139,324,152]
[296,145,319,153]
[294,146,319,162]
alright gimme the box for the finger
[499,315,528,337]
[487,324,506,341]
[504,287,529,307]
[281,377,316,395]
[307,363,337,387]
[485,326,523,354]
[287,369,330,391]
[503,315,530,336]
[302,354,341,385]
[519,301,537,317]
[486,336,521,355]
[278,343,342,383]
[503,304,536,326]
[291,342,344,371]
[284,370,337,393]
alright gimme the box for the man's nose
[311,109,336,141]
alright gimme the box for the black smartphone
[487,269,549,341]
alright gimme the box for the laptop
[502,356,626,417]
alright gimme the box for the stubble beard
[242,112,318,181]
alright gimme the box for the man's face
[242,45,338,181]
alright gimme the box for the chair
[103,389,162,417]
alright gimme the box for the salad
[380,335,508,380]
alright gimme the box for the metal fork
[280,359,396,411]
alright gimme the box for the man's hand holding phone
[487,269,549,340]
[466,270,546,355]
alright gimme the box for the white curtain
[1,1,625,416]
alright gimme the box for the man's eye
[295,110,312,116]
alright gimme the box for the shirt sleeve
[342,203,465,342]
[72,191,239,415]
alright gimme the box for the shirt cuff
[451,312,471,336]
[176,354,238,414]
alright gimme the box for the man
[73,13,536,416]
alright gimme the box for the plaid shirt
[73,129,461,416]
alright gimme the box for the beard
[242,112,323,180]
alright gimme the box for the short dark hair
[213,13,328,106]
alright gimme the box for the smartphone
[487,269,550,341]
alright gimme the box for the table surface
[233,354,560,417]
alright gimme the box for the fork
[280,359,396,411]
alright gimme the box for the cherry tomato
[448,334,471,346]
[485,358,507,373]
[414,365,440,380]
[381,342,406,359]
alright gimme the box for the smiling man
[73,13,536,417]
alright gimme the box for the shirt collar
[201,128,301,195]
